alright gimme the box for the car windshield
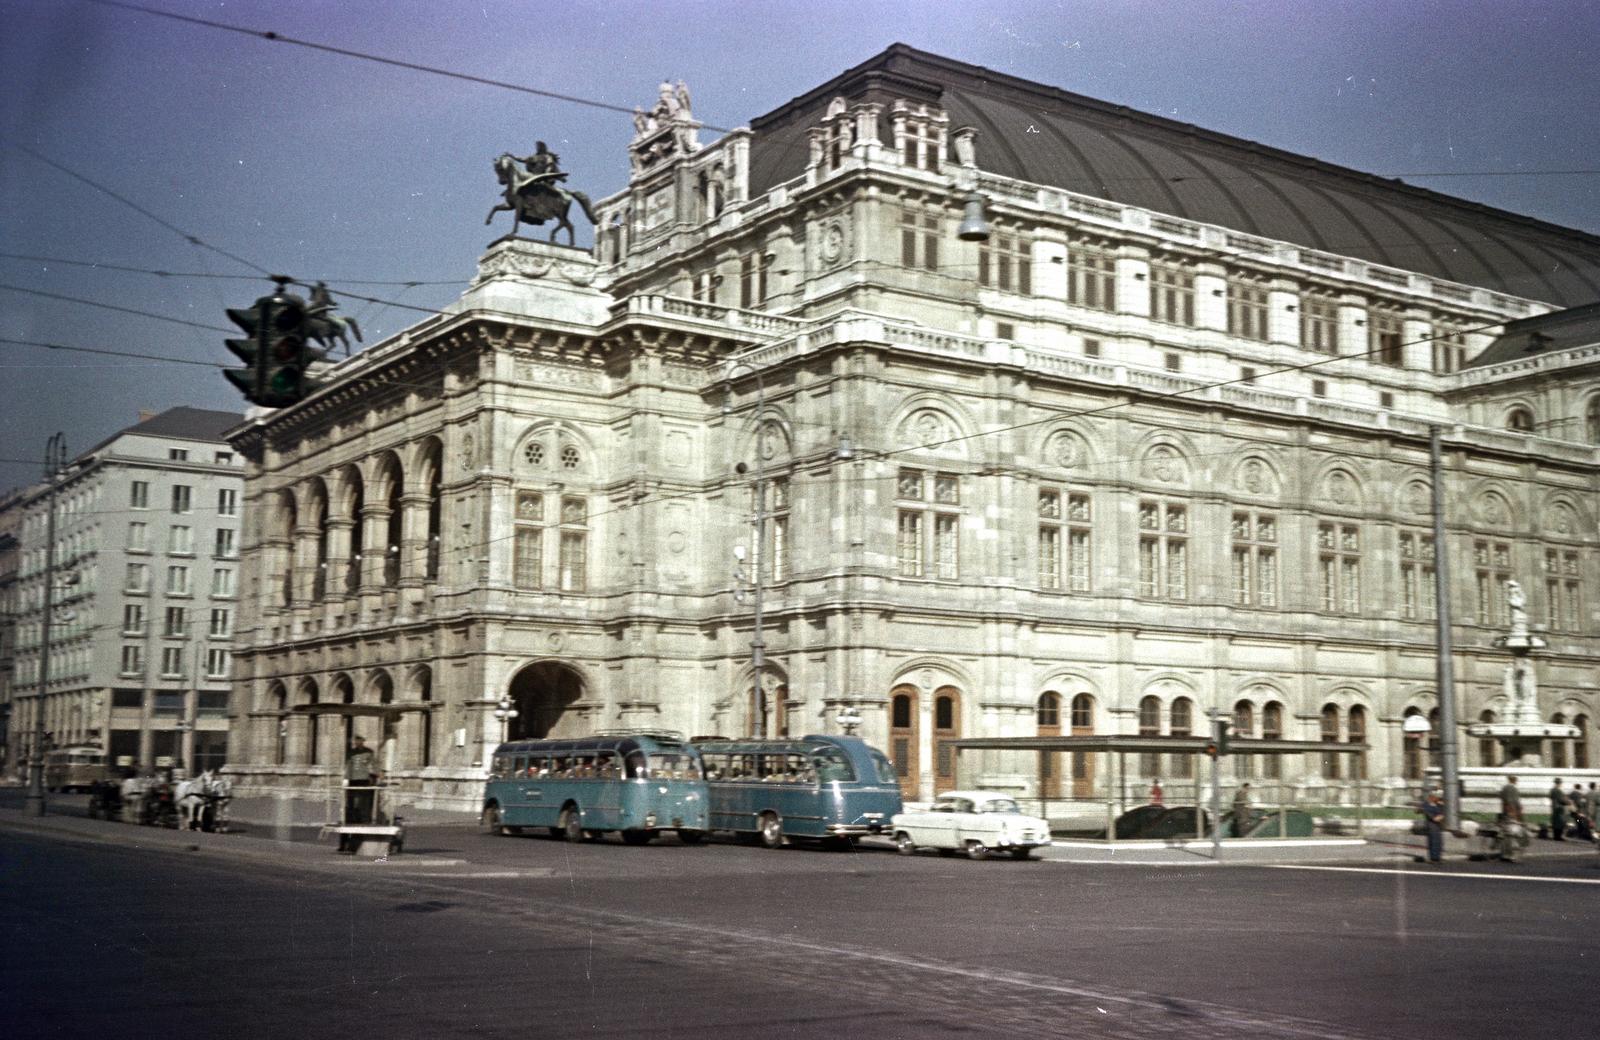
[979,798,1022,814]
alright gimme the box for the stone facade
[225,49,1600,813]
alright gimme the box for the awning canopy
[949,735,1369,755]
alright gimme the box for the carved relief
[1322,470,1358,507]
[1235,457,1279,496]
[1141,444,1186,484]
[1477,491,1512,529]
[1044,431,1079,470]
[1546,502,1578,537]
[1404,480,1432,515]
[900,409,953,450]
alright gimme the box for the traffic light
[222,280,324,407]
[1215,718,1232,756]
[1204,738,1219,759]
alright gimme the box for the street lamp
[724,360,768,739]
[492,696,519,745]
[835,706,862,736]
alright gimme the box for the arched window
[935,695,955,731]
[1138,695,1162,777]
[1232,701,1255,779]
[1348,705,1368,781]
[892,695,913,729]
[1261,702,1283,781]
[1478,710,1498,767]
[1320,704,1342,780]
[1587,397,1600,444]
[1507,407,1534,433]
[1551,712,1569,769]
[933,688,961,794]
[1169,698,1194,779]
[1403,707,1424,780]
[1576,714,1590,770]
[1036,692,1060,728]
[1070,694,1094,730]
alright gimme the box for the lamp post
[724,360,768,738]
[835,706,862,736]
[492,696,518,745]
[24,434,68,816]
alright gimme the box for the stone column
[362,506,391,592]
[1115,246,1151,318]
[291,525,320,605]
[1337,294,1368,357]
[1403,309,1433,372]
[1267,279,1301,347]
[325,517,354,599]
[1193,262,1228,332]
[399,491,430,589]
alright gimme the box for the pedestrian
[1572,783,1593,841]
[1548,778,1569,840]
[1232,782,1252,835]
[1419,789,1445,864]
[1148,777,1164,807]
[1496,774,1527,862]
[344,735,379,825]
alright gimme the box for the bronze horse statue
[486,152,597,245]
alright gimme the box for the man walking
[1231,782,1252,835]
[345,735,379,825]
[1571,782,1593,841]
[1549,778,1569,840]
[1497,775,1526,862]
[1419,789,1446,864]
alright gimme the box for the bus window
[595,750,618,779]
[814,746,857,783]
[492,754,513,779]
[868,749,897,785]
[513,756,528,776]
[625,750,647,779]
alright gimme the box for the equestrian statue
[304,281,363,356]
[486,141,597,245]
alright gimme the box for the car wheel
[895,831,917,856]
[965,840,990,861]
[1010,847,1033,860]
[560,807,584,843]
[759,812,785,849]
[482,803,505,836]
[621,829,653,846]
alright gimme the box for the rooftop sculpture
[486,141,597,245]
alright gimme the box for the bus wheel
[677,829,705,845]
[759,812,785,849]
[481,804,506,836]
[621,829,653,846]
[560,808,584,843]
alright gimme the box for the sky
[3,0,1598,492]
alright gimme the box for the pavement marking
[405,870,536,878]
[1268,864,1600,885]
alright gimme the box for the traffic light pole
[1210,709,1223,860]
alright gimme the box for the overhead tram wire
[6,142,272,278]
[85,0,736,135]
[0,284,236,334]
[0,252,467,288]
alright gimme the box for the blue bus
[691,734,903,848]
[482,732,709,845]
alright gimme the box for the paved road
[4,809,1598,1039]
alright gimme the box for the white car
[891,790,1053,860]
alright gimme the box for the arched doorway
[933,686,961,794]
[889,684,918,799]
[507,661,585,740]
[1037,692,1061,800]
[1070,693,1095,798]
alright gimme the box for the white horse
[175,770,233,832]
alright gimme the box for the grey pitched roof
[1465,302,1600,369]
[85,406,245,457]
[747,44,1600,308]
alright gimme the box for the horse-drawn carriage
[103,770,232,830]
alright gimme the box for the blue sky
[3,0,1597,490]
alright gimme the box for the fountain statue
[1465,580,1577,767]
